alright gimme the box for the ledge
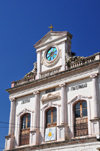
[5,135,11,139]
[4,137,97,151]
[90,117,100,121]
[5,134,14,139]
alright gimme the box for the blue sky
[0,0,100,150]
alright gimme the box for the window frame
[74,100,87,118]
[45,107,57,128]
[20,113,31,146]
[21,113,31,130]
[74,100,88,137]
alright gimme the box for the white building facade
[5,31,100,151]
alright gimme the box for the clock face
[46,47,57,61]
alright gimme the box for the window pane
[27,114,30,128]
[75,110,80,118]
[46,109,51,124]
[53,108,57,123]
[82,109,87,117]
[22,116,26,129]
[75,102,80,109]
[82,101,87,108]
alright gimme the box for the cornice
[6,60,100,95]
[90,73,98,78]
[9,97,16,102]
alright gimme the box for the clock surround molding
[42,45,61,67]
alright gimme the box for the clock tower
[34,31,72,79]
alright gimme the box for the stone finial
[11,81,15,88]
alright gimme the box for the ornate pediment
[17,108,34,117]
[68,95,92,105]
[34,31,72,49]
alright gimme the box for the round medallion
[46,47,57,61]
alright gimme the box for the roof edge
[34,31,72,49]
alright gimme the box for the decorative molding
[90,73,98,78]
[34,31,70,49]
[30,128,39,133]
[57,123,67,127]
[5,134,12,139]
[41,102,59,111]
[9,97,16,102]
[17,108,34,117]
[41,104,49,111]
[68,95,92,105]
[90,117,100,122]
[41,91,61,102]
[33,90,40,95]
[42,45,61,67]
[67,55,95,69]
[40,66,61,79]
[48,101,52,107]
[59,83,66,87]
[53,103,61,107]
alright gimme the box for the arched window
[74,100,88,137]
[20,113,30,146]
[46,107,57,128]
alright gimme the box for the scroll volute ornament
[41,91,61,102]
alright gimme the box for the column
[6,97,16,150]
[31,91,40,145]
[33,91,40,130]
[9,97,16,135]
[30,111,34,131]
[90,74,98,118]
[30,111,34,145]
[59,83,66,124]
[57,105,60,126]
[61,43,66,71]
[37,51,41,79]
[87,100,92,136]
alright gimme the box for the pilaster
[59,83,66,124]
[87,99,92,136]
[90,74,100,137]
[37,51,41,79]
[61,43,66,71]
[30,111,34,131]
[33,90,40,129]
[90,73,98,118]
[5,97,16,150]
[9,97,16,135]
[31,90,40,145]
[57,105,60,126]
[57,83,68,141]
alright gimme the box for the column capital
[33,90,40,95]
[90,73,98,79]
[59,83,66,88]
[9,97,16,102]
